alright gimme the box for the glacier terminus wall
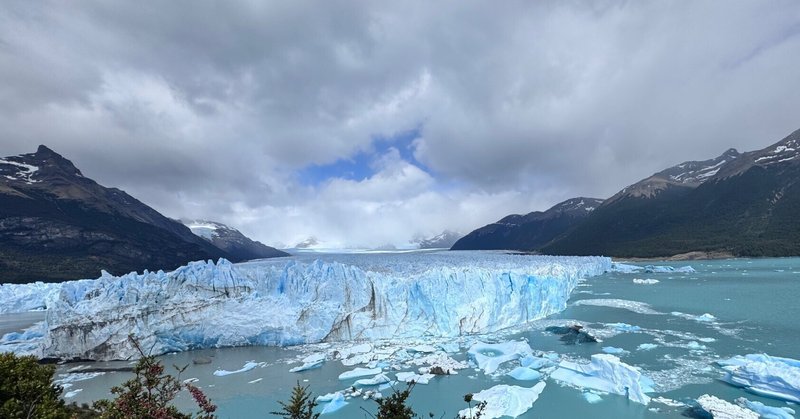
[14,251,611,360]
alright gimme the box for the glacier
[1,251,610,361]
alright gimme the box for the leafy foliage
[0,352,73,419]
[456,393,487,419]
[270,382,319,419]
[93,335,216,419]
[373,383,418,419]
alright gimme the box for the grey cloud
[1,1,799,246]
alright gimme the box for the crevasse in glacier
[13,251,610,361]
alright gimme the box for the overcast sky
[2,1,799,248]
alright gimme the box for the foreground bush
[0,352,74,418]
[93,336,217,418]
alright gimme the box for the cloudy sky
[1,1,799,248]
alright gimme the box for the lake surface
[23,258,800,417]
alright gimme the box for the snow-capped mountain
[604,148,741,204]
[414,230,462,249]
[545,127,800,257]
[0,146,229,283]
[451,197,603,251]
[182,219,288,260]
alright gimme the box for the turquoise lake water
[38,257,800,417]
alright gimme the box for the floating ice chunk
[439,343,460,353]
[409,344,437,353]
[673,312,717,322]
[737,397,795,419]
[717,354,800,403]
[467,341,534,374]
[574,299,663,315]
[610,263,642,273]
[633,279,659,285]
[651,396,684,407]
[695,313,716,322]
[550,354,653,404]
[64,389,83,398]
[458,382,546,419]
[520,355,554,370]
[320,392,348,414]
[507,367,542,381]
[686,341,707,351]
[582,390,603,404]
[607,323,642,332]
[602,346,628,355]
[290,353,325,372]
[339,367,382,380]
[396,372,435,384]
[637,343,658,351]
[696,395,758,419]
[213,361,259,376]
[353,373,391,387]
[643,265,695,273]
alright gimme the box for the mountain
[0,146,231,283]
[451,197,603,251]
[543,128,800,257]
[182,219,288,260]
[414,230,462,249]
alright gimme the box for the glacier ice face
[458,382,546,419]
[550,354,654,404]
[29,252,610,360]
[717,354,800,403]
[0,281,78,314]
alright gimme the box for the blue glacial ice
[318,392,348,414]
[12,252,609,360]
[550,354,654,404]
[458,382,546,419]
[338,367,382,380]
[737,397,796,419]
[717,354,800,403]
[467,340,534,374]
[213,361,260,377]
[507,366,542,381]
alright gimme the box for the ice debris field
[4,253,800,418]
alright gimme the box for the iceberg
[353,373,391,387]
[632,279,659,285]
[467,341,534,374]
[507,366,542,381]
[737,398,795,419]
[289,353,325,372]
[339,367,382,380]
[550,354,654,404]
[602,346,627,355]
[696,395,758,419]
[395,372,435,384]
[458,382,546,419]
[319,392,348,414]
[717,354,800,403]
[29,252,609,360]
[213,361,259,377]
